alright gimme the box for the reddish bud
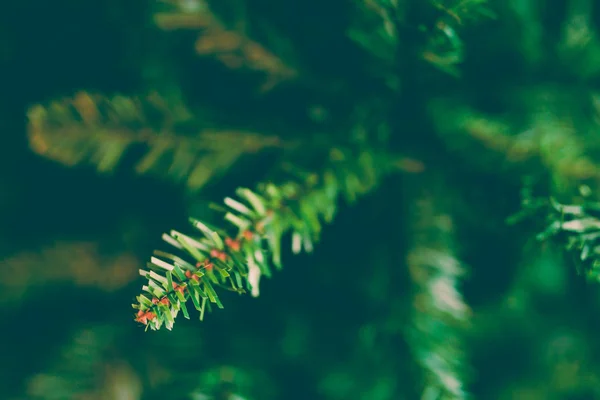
[225,237,241,252]
[172,282,186,294]
[242,230,254,241]
[145,311,157,321]
[210,248,228,262]
[159,297,170,306]
[135,309,157,325]
[185,270,200,282]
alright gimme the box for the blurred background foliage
[2,0,600,399]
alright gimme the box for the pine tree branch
[347,0,494,80]
[420,0,495,76]
[428,95,600,187]
[509,184,600,283]
[405,174,471,399]
[348,0,401,66]
[153,0,298,93]
[132,146,403,330]
[27,92,288,191]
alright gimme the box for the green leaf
[172,231,206,261]
[171,262,188,281]
[267,223,283,268]
[237,188,267,215]
[225,212,251,230]
[292,231,302,254]
[190,218,224,249]
[139,269,151,278]
[233,270,244,288]
[203,281,224,308]
[224,196,255,217]
[154,315,164,330]
[166,271,174,293]
[218,268,230,279]
[167,291,179,303]
[141,285,154,297]
[148,256,175,272]
[189,286,202,311]
[195,283,208,299]
[303,229,314,253]
[154,250,196,270]
[264,183,281,200]
[179,300,190,319]
[175,288,186,303]
[253,249,271,277]
[162,232,184,249]
[200,297,207,321]
[149,271,169,289]
[143,285,161,299]
[162,305,175,324]
[148,280,167,296]
[137,295,153,307]
[206,269,220,284]
[301,200,321,235]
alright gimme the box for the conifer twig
[132,146,397,330]
[510,185,600,283]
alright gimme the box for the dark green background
[1,1,600,399]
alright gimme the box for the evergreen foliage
[12,0,600,398]
[28,91,286,191]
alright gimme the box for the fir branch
[405,176,471,399]
[132,147,399,330]
[153,0,298,92]
[428,96,600,186]
[27,92,286,191]
[421,0,495,76]
[510,184,600,283]
[348,0,401,65]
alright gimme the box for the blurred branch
[25,325,142,400]
[0,241,138,305]
[509,184,600,283]
[405,173,471,399]
[557,0,600,80]
[154,0,298,93]
[348,0,402,87]
[421,0,495,76]
[428,93,600,190]
[27,92,288,191]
